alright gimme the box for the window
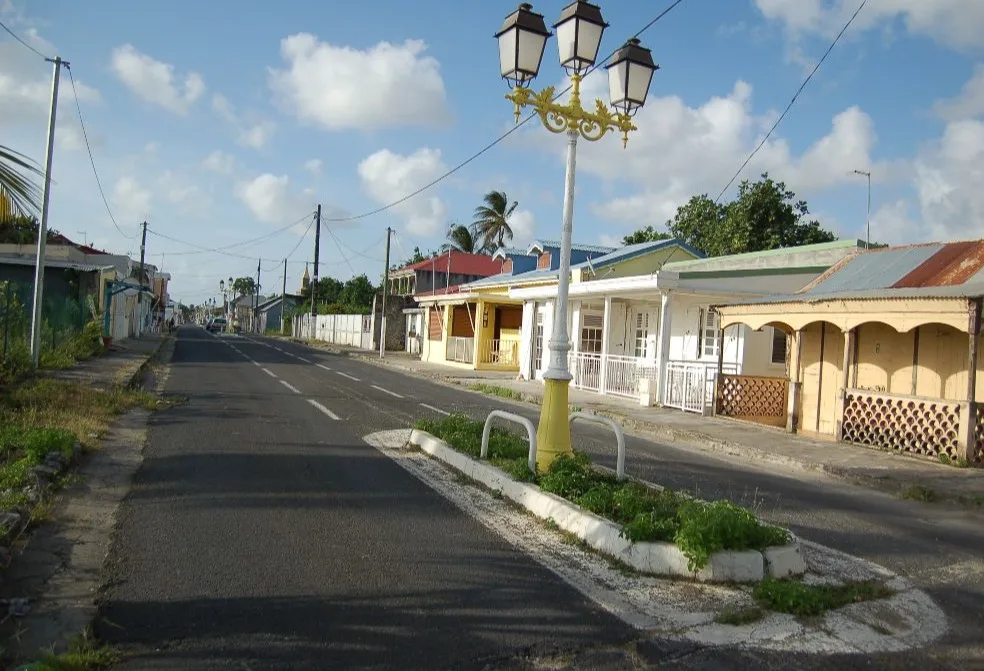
[534,307,544,372]
[581,314,603,353]
[771,327,788,365]
[697,308,720,358]
[634,312,649,358]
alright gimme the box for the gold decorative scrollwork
[505,73,637,147]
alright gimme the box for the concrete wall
[371,293,413,351]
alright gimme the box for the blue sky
[2,0,983,305]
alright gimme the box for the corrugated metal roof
[721,282,984,306]
[804,243,944,294]
[0,255,113,273]
[529,239,615,254]
[572,238,703,272]
[892,240,984,287]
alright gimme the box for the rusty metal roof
[802,243,944,294]
[892,239,984,287]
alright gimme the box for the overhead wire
[163,211,315,257]
[714,0,868,202]
[319,0,687,225]
[0,19,49,59]
[323,227,358,276]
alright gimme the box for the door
[533,304,546,379]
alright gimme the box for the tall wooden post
[960,298,981,462]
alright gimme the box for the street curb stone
[409,428,806,582]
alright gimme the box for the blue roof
[572,238,704,272]
[806,244,944,294]
[528,239,615,255]
[493,246,532,259]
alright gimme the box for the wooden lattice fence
[715,374,789,427]
[842,391,961,460]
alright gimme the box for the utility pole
[254,258,261,333]
[137,221,148,335]
[29,57,66,367]
[380,227,392,358]
[853,169,872,249]
[281,258,288,334]
[311,205,321,317]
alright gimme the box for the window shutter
[696,308,705,358]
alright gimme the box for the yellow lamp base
[535,377,573,472]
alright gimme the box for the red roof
[398,251,502,277]
[414,285,464,298]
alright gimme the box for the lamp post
[495,2,658,471]
[853,169,871,249]
[219,279,226,321]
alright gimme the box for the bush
[416,414,790,571]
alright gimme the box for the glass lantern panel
[575,21,603,65]
[517,29,547,79]
[626,60,654,107]
[556,19,576,66]
[498,27,518,79]
[608,60,628,108]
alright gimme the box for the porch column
[835,328,855,441]
[655,293,673,404]
[959,298,981,462]
[600,296,612,395]
[570,300,581,385]
[787,329,804,433]
[472,301,483,366]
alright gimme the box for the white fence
[662,361,739,414]
[294,313,372,349]
[569,352,658,398]
[446,336,474,364]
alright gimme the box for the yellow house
[715,240,984,465]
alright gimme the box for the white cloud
[598,233,624,248]
[358,148,447,235]
[269,35,450,131]
[508,209,537,246]
[303,158,323,174]
[157,170,210,215]
[211,93,276,148]
[755,0,984,50]
[202,150,235,174]
[110,44,204,115]
[112,176,152,223]
[559,75,887,232]
[236,173,311,225]
[932,63,984,121]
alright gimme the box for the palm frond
[0,145,42,219]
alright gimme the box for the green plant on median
[18,629,119,670]
[714,606,766,626]
[469,383,525,402]
[414,414,789,571]
[752,577,893,617]
[898,483,937,502]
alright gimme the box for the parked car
[207,317,228,333]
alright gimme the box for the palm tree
[447,223,477,254]
[0,144,42,220]
[471,190,517,253]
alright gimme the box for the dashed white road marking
[371,384,404,398]
[261,368,277,378]
[420,403,450,416]
[307,399,340,420]
[337,372,361,382]
[279,380,301,394]
[296,356,311,363]
[316,363,332,372]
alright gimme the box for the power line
[331,230,387,262]
[285,215,316,259]
[65,65,137,240]
[0,19,49,59]
[323,227,358,276]
[163,211,315,257]
[147,228,284,263]
[320,0,687,225]
[714,0,867,202]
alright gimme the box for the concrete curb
[123,336,171,389]
[409,429,806,583]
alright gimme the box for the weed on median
[752,578,894,617]
[415,413,790,571]
[18,628,119,670]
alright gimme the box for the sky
[1,0,983,306]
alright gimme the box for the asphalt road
[97,327,984,669]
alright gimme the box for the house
[415,240,624,371]
[231,294,268,332]
[714,239,984,465]
[389,250,504,296]
[507,239,869,412]
[257,294,302,333]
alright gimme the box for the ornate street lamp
[495,2,658,471]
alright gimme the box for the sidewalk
[41,334,167,389]
[328,344,984,507]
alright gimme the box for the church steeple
[301,263,311,292]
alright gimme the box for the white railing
[478,339,520,367]
[481,410,537,474]
[570,352,603,392]
[663,361,739,414]
[605,354,658,399]
[446,336,475,364]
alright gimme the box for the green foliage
[714,606,766,626]
[469,383,524,401]
[339,274,376,307]
[472,190,518,253]
[19,629,120,670]
[0,143,43,219]
[622,173,836,256]
[0,215,61,244]
[231,276,256,297]
[752,578,894,617]
[447,224,478,254]
[621,226,674,245]
[419,416,789,571]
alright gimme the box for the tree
[472,190,517,253]
[621,173,836,257]
[401,246,427,267]
[302,277,343,303]
[0,144,42,220]
[340,274,376,309]
[447,224,477,254]
[232,276,256,298]
[621,226,674,245]
[0,215,60,244]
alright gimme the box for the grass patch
[714,606,766,626]
[959,493,984,507]
[19,630,119,670]
[752,578,894,617]
[469,383,525,402]
[414,414,789,571]
[898,483,937,502]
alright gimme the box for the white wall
[667,294,742,367]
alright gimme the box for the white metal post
[543,129,578,383]
[29,57,64,367]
